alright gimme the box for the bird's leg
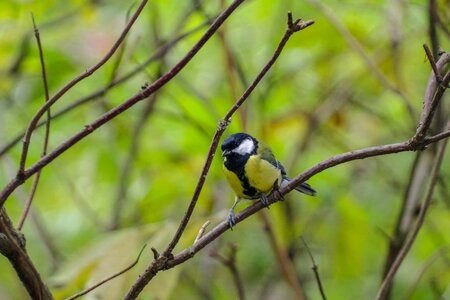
[260,192,270,208]
[227,197,241,229]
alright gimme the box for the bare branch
[0,210,54,299]
[376,132,449,300]
[423,43,442,83]
[194,220,211,244]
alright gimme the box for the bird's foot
[227,209,237,229]
[260,193,270,208]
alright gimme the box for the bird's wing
[259,142,282,170]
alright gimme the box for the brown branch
[0,210,54,299]
[163,131,449,271]
[413,53,450,144]
[376,132,449,300]
[123,12,314,300]
[423,43,442,83]
[17,14,52,231]
[65,244,147,300]
[16,0,149,176]
[301,237,327,300]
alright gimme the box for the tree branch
[0,209,54,299]
[123,12,314,300]
[376,129,449,300]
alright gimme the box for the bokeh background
[0,0,449,299]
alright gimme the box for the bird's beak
[222,150,230,157]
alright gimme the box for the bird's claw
[227,209,236,229]
[260,193,270,208]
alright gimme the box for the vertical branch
[376,134,449,300]
[17,14,52,231]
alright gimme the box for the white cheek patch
[232,139,255,155]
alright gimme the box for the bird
[221,132,316,228]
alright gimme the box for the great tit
[221,132,316,227]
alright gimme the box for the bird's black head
[221,133,258,158]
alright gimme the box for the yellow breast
[223,165,246,198]
[245,154,281,194]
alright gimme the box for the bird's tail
[282,177,317,196]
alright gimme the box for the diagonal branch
[375,130,449,300]
[163,128,450,271]
[123,12,315,300]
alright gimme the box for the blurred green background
[0,0,449,299]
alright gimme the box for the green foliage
[0,0,449,299]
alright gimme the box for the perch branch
[124,11,314,300]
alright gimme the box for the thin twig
[65,244,147,300]
[17,14,52,231]
[16,0,149,176]
[423,43,442,83]
[301,237,327,300]
[194,220,211,244]
[413,53,450,143]
[376,133,449,300]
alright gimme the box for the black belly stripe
[224,153,259,199]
